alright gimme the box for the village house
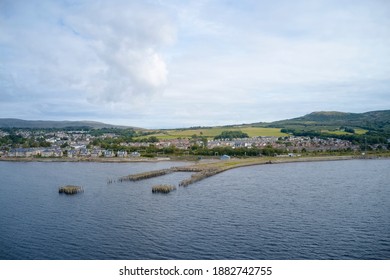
[79,148,90,157]
[117,150,128,158]
[70,144,86,150]
[0,130,9,137]
[40,149,52,157]
[67,149,78,158]
[104,150,115,157]
[91,149,103,157]
[41,148,63,157]
[8,148,42,157]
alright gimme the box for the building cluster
[207,136,359,152]
[0,128,377,159]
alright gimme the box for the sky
[1,0,389,128]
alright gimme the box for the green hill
[0,118,133,129]
[267,110,390,131]
[1,110,389,145]
[259,110,390,145]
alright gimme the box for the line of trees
[280,128,388,145]
[0,134,51,148]
[214,131,249,140]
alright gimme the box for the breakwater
[117,158,272,187]
[179,168,224,187]
[118,168,173,182]
[117,156,358,188]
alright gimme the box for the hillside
[1,110,389,141]
[0,118,130,129]
[266,110,390,132]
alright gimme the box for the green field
[137,125,369,140]
[321,128,368,135]
[354,129,368,135]
[138,126,288,140]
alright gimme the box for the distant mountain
[286,110,389,124]
[2,110,389,133]
[266,110,390,132]
[0,118,132,129]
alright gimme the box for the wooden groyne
[118,168,173,182]
[171,166,205,172]
[59,185,84,195]
[118,166,205,183]
[152,184,176,194]
[117,156,358,188]
[118,159,272,188]
[179,168,224,187]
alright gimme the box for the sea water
[0,159,389,259]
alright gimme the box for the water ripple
[0,160,389,259]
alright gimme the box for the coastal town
[0,127,385,160]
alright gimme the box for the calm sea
[0,159,389,260]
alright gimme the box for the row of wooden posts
[60,163,227,195]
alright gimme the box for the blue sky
[1,0,389,128]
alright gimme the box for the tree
[343,127,355,134]
[148,136,159,143]
[214,131,249,140]
[61,143,69,149]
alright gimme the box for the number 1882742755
[212,266,272,276]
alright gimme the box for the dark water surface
[0,159,389,259]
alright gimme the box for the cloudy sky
[1,0,389,128]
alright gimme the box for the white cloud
[0,0,175,106]
[0,0,389,127]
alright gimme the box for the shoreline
[0,154,387,164]
[0,156,174,163]
[2,154,388,188]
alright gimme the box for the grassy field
[241,127,288,137]
[321,128,368,135]
[137,126,288,140]
[354,129,368,135]
[137,125,368,140]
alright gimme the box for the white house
[130,151,141,157]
